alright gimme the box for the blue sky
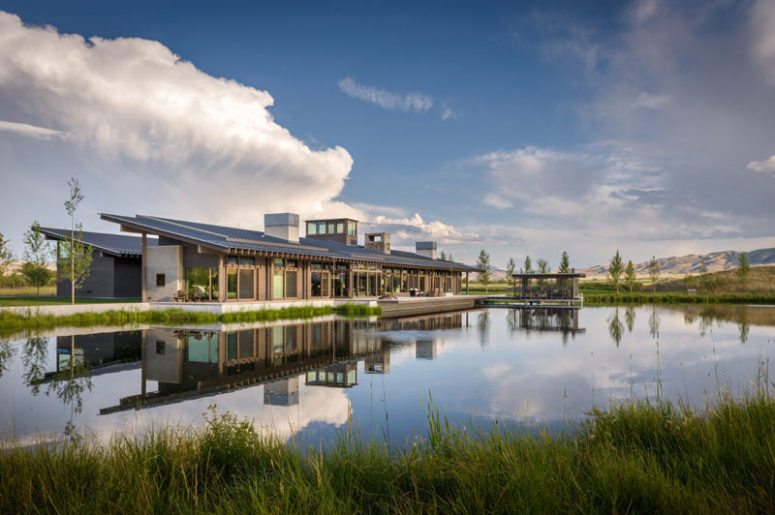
[1,0,774,268]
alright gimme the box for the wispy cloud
[747,155,775,174]
[337,77,459,120]
[338,77,432,113]
[0,120,70,140]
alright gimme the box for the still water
[1,305,774,446]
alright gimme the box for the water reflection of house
[264,377,300,406]
[305,362,358,388]
[98,311,466,414]
[45,331,142,380]
[415,339,437,360]
[511,308,585,335]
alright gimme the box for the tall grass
[583,291,775,305]
[0,304,381,338]
[2,388,775,513]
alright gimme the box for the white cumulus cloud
[0,11,355,231]
[747,155,775,174]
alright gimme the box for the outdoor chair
[173,290,186,302]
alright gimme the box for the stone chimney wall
[365,233,391,254]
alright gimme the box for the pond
[1,305,774,447]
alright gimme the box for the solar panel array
[39,227,158,258]
[99,214,476,271]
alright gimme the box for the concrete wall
[145,328,183,384]
[146,245,183,302]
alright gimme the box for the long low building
[41,227,158,298]
[100,212,477,302]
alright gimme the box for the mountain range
[578,248,775,278]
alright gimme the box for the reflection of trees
[506,309,517,332]
[47,336,93,417]
[625,306,635,333]
[478,311,489,347]
[649,306,660,341]
[0,339,15,379]
[22,336,48,395]
[608,308,623,347]
[739,319,749,344]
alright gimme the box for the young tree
[476,249,492,293]
[62,178,93,304]
[737,253,750,290]
[608,250,623,294]
[448,254,454,262]
[523,255,533,274]
[537,258,550,273]
[625,260,637,292]
[440,250,447,261]
[648,255,660,292]
[558,251,570,273]
[0,232,13,281]
[506,257,516,277]
[23,221,53,297]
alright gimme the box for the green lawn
[0,296,140,307]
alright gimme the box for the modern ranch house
[100,212,476,302]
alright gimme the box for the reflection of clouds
[481,363,513,380]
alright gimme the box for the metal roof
[40,227,158,258]
[99,213,476,272]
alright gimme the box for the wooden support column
[466,272,469,294]
[218,255,226,302]
[141,232,147,301]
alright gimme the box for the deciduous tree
[625,260,637,292]
[558,251,570,273]
[648,256,660,292]
[62,178,93,304]
[23,221,53,297]
[537,259,550,273]
[523,255,533,274]
[737,253,750,290]
[0,232,13,281]
[476,250,492,293]
[608,250,623,294]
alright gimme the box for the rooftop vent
[365,233,391,254]
[415,241,437,259]
[264,213,299,242]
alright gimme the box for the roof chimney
[264,213,299,242]
[415,241,437,259]
[365,233,391,254]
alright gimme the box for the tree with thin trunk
[0,232,13,282]
[559,251,570,273]
[523,255,533,274]
[23,221,53,297]
[476,249,492,293]
[506,257,516,277]
[62,178,93,304]
[440,250,447,261]
[625,260,637,292]
[608,250,623,294]
[537,259,550,273]
[737,253,750,291]
[648,255,660,292]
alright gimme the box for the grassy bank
[0,296,139,307]
[0,304,382,338]
[0,285,56,298]
[2,390,775,513]
[582,290,775,305]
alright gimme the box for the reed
[2,387,774,513]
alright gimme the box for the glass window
[328,222,336,234]
[239,330,254,359]
[286,270,298,297]
[273,258,284,268]
[240,257,255,266]
[348,221,356,236]
[307,222,317,235]
[286,260,297,268]
[239,268,254,299]
[321,274,329,297]
[227,332,238,361]
[311,272,322,297]
[336,222,344,234]
[211,268,219,300]
[357,273,367,296]
[318,222,326,234]
[227,269,237,299]
[156,274,165,287]
[227,256,239,266]
[273,270,284,298]
[187,267,214,300]
[369,274,377,296]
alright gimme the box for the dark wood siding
[113,257,143,297]
[57,249,115,298]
